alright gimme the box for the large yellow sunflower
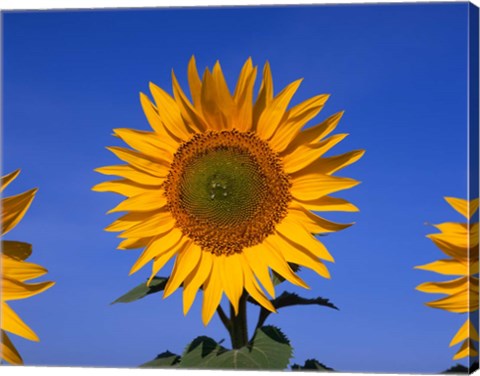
[94,57,363,326]
[1,170,54,365]
[416,197,479,360]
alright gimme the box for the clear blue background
[2,3,474,372]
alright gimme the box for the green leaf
[139,350,180,368]
[273,291,338,310]
[292,358,334,371]
[244,326,292,369]
[178,326,292,370]
[253,291,338,328]
[179,336,226,368]
[111,277,168,304]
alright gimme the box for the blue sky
[1,3,475,372]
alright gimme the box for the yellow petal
[1,277,54,301]
[95,165,164,186]
[129,228,183,275]
[445,197,479,219]
[415,259,469,276]
[293,196,359,212]
[450,318,479,346]
[163,241,201,298]
[282,94,329,128]
[107,190,167,214]
[139,92,183,148]
[117,237,152,250]
[200,64,234,130]
[199,69,224,131]
[2,255,47,282]
[434,222,469,234]
[243,246,276,298]
[293,149,365,177]
[119,212,174,239]
[291,173,360,202]
[172,70,208,133]
[283,134,348,174]
[453,339,478,360]
[183,250,213,315]
[268,233,330,279]
[425,289,477,313]
[262,241,309,289]
[1,241,32,261]
[149,82,192,141]
[187,55,202,109]
[2,188,37,236]
[1,170,20,192]
[233,60,257,132]
[106,147,170,177]
[428,237,469,260]
[284,111,344,154]
[242,259,276,313]
[1,303,38,341]
[252,61,273,129]
[105,211,153,232]
[256,79,302,141]
[113,128,175,160]
[92,180,153,198]
[148,239,188,285]
[218,254,244,315]
[288,203,352,234]
[269,94,330,153]
[201,260,223,326]
[1,331,23,365]
[275,219,334,262]
[212,61,234,113]
[429,232,474,250]
[416,276,469,295]
[468,222,477,245]
[233,58,254,102]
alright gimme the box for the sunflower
[1,170,54,365]
[416,197,479,360]
[94,57,363,326]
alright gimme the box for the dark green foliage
[139,351,180,368]
[140,326,292,370]
[111,277,168,304]
[253,291,338,329]
[442,361,479,374]
[292,358,334,371]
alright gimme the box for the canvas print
[1,2,479,373]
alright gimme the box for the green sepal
[111,276,168,304]
[271,263,301,286]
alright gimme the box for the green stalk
[216,305,232,334]
[229,292,249,349]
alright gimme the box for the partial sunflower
[1,170,54,365]
[416,197,479,360]
[94,57,364,325]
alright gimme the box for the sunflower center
[180,148,265,226]
[164,130,291,255]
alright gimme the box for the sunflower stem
[230,292,249,349]
[216,305,232,334]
